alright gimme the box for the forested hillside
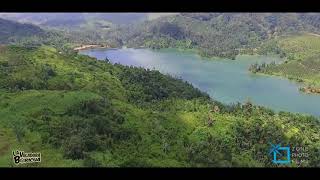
[105,13,320,59]
[0,13,148,29]
[0,18,116,54]
[0,45,319,167]
[0,18,45,44]
[1,13,320,167]
[4,13,320,60]
[252,34,320,94]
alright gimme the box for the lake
[80,48,320,117]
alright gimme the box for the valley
[0,45,319,167]
[80,48,320,117]
[0,13,320,167]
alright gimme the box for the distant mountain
[3,13,320,60]
[1,13,320,168]
[0,13,183,31]
[0,17,92,52]
[0,13,149,29]
[111,13,320,59]
[0,18,45,44]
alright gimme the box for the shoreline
[253,71,320,95]
[80,46,320,96]
[300,86,320,94]
[86,46,274,61]
[79,47,320,117]
[73,44,111,51]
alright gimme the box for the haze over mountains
[0,13,178,29]
[0,18,45,43]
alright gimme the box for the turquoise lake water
[80,48,320,117]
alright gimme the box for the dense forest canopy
[3,13,320,59]
[0,18,45,44]
[102,13,320,59]
[0,13,320,167]
[0,13,148,28]
[0,45,319,167]
[251,34,320,93]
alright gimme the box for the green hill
[0,18,112,54]
[253,34,320,93]
[1,13,320,167]
[107,13,320,59]
[0,45,319,167]
[0,18,45,44]
[0,13,148,28]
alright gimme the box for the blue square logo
[269,144,291,164]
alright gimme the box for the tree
[12,121,26,142]
[63,135,86,159]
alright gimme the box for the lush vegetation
[0,18,45,44]
[0,17,121,55]
[0,45,319,167]
[103,13,320,60]
[0,13,148,30]
[253,34,320,93]
[0,13,320,167]
[4,13,320,60]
